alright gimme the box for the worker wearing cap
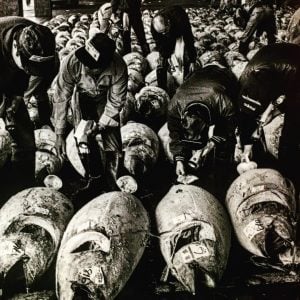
[52,33,128,191]
[0,16,57,192]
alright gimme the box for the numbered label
[179,243,209,264]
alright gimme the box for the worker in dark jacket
[238,43,300,187]
[168,55,239,196]
[151,6,197,89]
[237,0,277,55]
[0,16,57,192]
[111,0,150,56]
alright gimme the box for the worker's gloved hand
[55,134,66,157]
[176,160,186,176]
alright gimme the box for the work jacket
[52,51,128,135]
[168,64,239,161]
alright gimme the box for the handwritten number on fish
[255,219,264,231]
[80,267,105,285]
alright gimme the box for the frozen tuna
[123,52,148,75]
[0,188,73,290]
[35,128,64,179]
[156,185,231,294]
[121,122,159,176]
[226,168,296,260]
[134,86,170,129]
[56,191,149,300]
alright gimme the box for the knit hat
[18,24,56,76]
[75,33,116,69]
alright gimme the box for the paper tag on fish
[179,243,209,264]
[79,266,105,286]
[243,219,265,241]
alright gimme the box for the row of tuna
[0,167,298,298]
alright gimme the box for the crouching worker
[52,33,128,191]
[0,16,57,193]
[237,43,300,188]
[167,54,239,199]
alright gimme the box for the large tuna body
[226,168,296,260]
[56,192,150,300]
[121,122,159,176]
[134,86,170,129]
[156,185,231,295]
[0,188,73,288]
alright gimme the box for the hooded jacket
[168,64,239,162]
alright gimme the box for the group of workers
[0,0,299,199]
